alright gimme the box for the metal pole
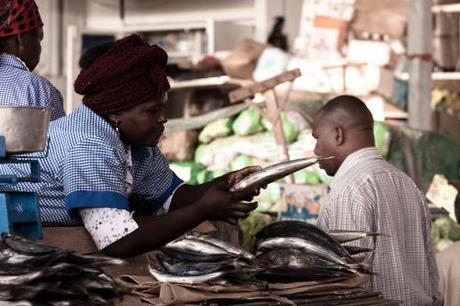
[408,0,433,130]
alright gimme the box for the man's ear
[335,126,345,146]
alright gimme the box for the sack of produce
[232,107,263,136]
[231,154,255,171]
[198,117,234,144]
[293,168,322,184]
[158,130,198,162]
[262,111,303,143]
[239,212,272,252]
[373,121,391,158]
[169,161,202,185]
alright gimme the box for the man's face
[117,92,168,147]
[312,115,341,176]
[19,27,43,71]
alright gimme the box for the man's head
[0,0,44,71]
[312,95,375,176]
[74,34,170,147]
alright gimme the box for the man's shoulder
[333,158,420,198]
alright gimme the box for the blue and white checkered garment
[0,105,183,226]
[0,53,65,120]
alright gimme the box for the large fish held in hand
[230,156,334,192]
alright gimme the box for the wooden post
[408,0,433,130]
[229,69,302,184]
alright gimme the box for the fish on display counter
[255,220,356,263]
[0,233,128,304]
[149,221,376,286]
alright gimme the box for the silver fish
[328,230,383,243]
[0,249,34,264]
[230,156,334,192]
[257,248,342,269]
[157,253,234,276]
[185,233,255,261]
[148,265,224,284]
[0,301,33,306]
[0,269,44,285]
[166,238,232,256]
[257,237,351,267]
[343,245,374,255]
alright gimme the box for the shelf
[432,72,460,80]
[397,72,460,81]
[432,3,460,13]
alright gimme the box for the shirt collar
[0,53,30,71]
[79,105,149,162]
[330,147,382,190]
[131,146,149,161]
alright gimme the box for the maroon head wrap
[0,0,43,37]
[74,34,170,116]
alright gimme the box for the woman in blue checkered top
[0,34,260,258]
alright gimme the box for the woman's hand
[224,166,261,187]
[196,177,257,223]
[218,166,262,201]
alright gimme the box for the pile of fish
[149,232,258,285]
[254,221,377,283]
[0,233,128,305]
[149,222,381,286]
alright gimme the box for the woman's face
[18,27,43,71]
[115,92,168,146]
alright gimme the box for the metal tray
[0,107,50,154]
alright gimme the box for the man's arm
[318,187,375,263]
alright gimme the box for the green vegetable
[194,144,213,167]
[211,168,230,178]
[232,107,262,136]
[239,212,273,252]
[293,169,322,184]
[196,169,213,184]
[434,216,460,241]
[231,154,254,171]
[262,112,300,144]
[169,161,202,185]
[198,117,234,144]
[431,222,441,246]
[373,122,391,158]
[435,238,454,252]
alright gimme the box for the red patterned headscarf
[0,0,43,37]
[74,34,170,116]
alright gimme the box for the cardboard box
[221,39,266,79]
[158,130,198,162]
[352,0,408,38]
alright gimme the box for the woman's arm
[101,177,255,258]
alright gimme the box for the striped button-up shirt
[317,147,441,306]
[0,53,65,120]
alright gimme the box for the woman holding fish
[0,35,259,258]
[312,95,441,306]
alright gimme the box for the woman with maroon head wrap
[0,34,260,258]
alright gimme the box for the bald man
[313,95,441,306]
